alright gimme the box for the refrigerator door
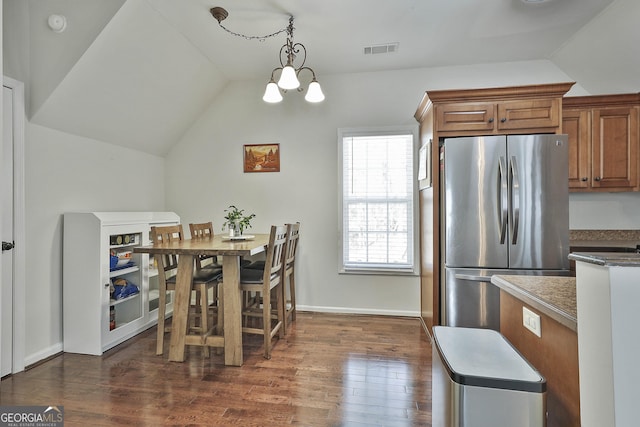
[507,135,569,270]
[444,267,501,330]
[443,267,571,330]
[443,136,507,269]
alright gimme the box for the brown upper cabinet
[563,94,640,192]
[427,83,573,137]
[437,98,561,134]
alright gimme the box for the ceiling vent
[364,43,399,55]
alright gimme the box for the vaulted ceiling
[4,0,639,155]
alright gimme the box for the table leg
[222,255,243,366]
[168,254,194,362]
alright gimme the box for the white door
[1,78,25,377]
[1,84,15,377]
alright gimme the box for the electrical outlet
[523,306,541,337]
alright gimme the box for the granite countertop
[569,252,640,267]
[491,275,577,332]
[570,229,640,251]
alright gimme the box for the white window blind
[339,129,416,274]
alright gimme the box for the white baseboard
[25,342,63,368]
[296,305,419,318]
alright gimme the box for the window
[338,127,418,274]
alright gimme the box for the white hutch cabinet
[63,212,180,355]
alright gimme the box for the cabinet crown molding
[426,82,575,103]
[563,93,640,109]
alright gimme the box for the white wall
[570,193,640,229]
[165,59,583,316]
[24,123,165,364]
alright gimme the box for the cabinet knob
[500,118,507,123]
[105,283,110,288]
[581,177,588,182]
[488,118,494,123]
[594,176,601,182]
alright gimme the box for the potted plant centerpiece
[222,205,256,237]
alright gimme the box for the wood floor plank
[0,312,432,426]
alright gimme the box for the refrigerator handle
[454,273,492,282]
[498,156,508,244]
[510,156,520,245]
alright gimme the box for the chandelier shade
[211,8,324,104]
[277,65,300,90]
[263,80,284,103]
[305,79,325,103]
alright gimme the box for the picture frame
[418,139,432,190]
[243,143,280,173]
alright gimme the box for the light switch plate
[523,306,541,337]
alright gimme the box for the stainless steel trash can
[432,326,546,427]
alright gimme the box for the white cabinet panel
[63,212,179,355]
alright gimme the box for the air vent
[364,43,399,55]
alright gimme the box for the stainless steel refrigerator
[441,134,569,330]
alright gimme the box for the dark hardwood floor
[0,312,433,426]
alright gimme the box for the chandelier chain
[217,16,294,42]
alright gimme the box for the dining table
[134,233,270,365]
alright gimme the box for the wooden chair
[188,221,224,342]
[239,225,287,359]
[281,222,300,334]
[244,222,300,335]
[151,224,221,356]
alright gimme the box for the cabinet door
[592,107,639,190]
[563,109,591,189]
[497,98,560,131]
[105,227,145,349]
[436,102,495,132]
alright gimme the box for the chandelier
[210,7,325,104]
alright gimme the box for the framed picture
[418,139,432,190]
[243,143,280,173]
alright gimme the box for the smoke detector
[48,14,67,33]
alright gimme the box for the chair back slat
[189,222,214,239]
[264,225,288,281]
[150,224,184,273]
[284,222,300,268]
[189,222,217,268]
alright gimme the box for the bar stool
[240,225,287,359]
[188,221,224,341]
[245,222,300,335]
[151,224,221,356]
[281,222,300,334]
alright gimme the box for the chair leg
[282,270,296,334]
[263,289,272,360]
[156,284,167,356]
[216,282,224,355]
[289,271,296,322]
[281,273,289,335]
[276,284,285,340]
[198,284,210,358]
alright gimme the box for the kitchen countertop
[570,229,640,251]
[491,275,577,332]
[568,252,640,267]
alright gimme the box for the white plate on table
[222,234,255,241]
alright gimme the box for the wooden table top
[133,233,270,257]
